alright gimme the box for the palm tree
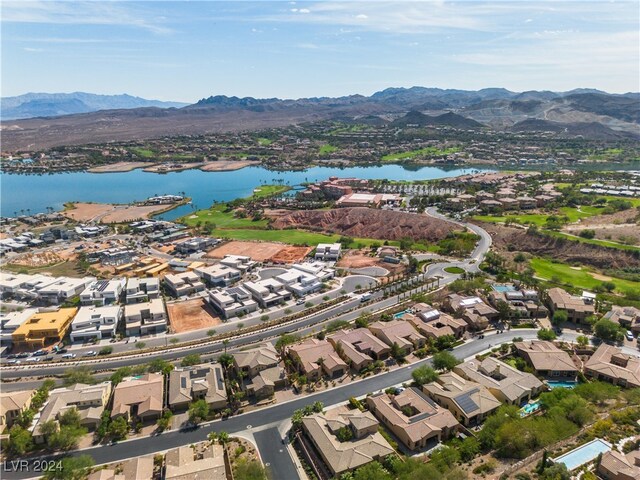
[222,339,229,353]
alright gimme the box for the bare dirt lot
[268,245,313,264]
[206,240,285,262]
[563,209,640,246]
[167,298,222,333]
[64,202,176,224]
[87,162,150,173]
[337,250,405,275]
[200,160,260,172]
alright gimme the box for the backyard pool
[546,380,578,389]
[394,310,410,319]
[520,401,541,417]
[552,438,611,471]
[491,284,517,293]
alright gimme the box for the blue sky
[2,1,639,102]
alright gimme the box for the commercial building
[366,388,459,451]
[168,365,228,411]
[165,444,227,480]
[0,390,35,428]
[288,338,348,381]
[33,382,112,443]
[423,372,501,427]
[207,286,258,319]
[327,328,390,372]
[79,278,125,306]
[164,272,205,297]
[12,307,78,349]
[301,411,395,477]
[584,344,640,388]
[125,277,160,304]
[124,298,167,336]
[514,341,578,379]
[545,287,595,324]
[111,373,164,422]
[454,357,544,405]
[315,243,341,261]
[70,305,122,342]
[336,192,402,208]
[368,319,426,355]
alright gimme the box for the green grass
[530,258,640,292]
[319,144,338,155]
[130,147,155,158]
[443,266,465,274]
[250,185,290,199]
[472,206,605,227]
[4,261,87,277]
[381,146,460,162]
[257,138,273,146]
[181,205,268,229]
[544,230,640,252]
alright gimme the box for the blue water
[0,164,494,220]
[394,310,410,319]
[492,284,516,293]
[547,381,577,389]
[519,401,541,417]
[552,439,611,471]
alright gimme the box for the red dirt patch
[268,245,313,264]
[272,207,456,242]
[166,298,222,333]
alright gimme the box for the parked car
[61,353,76,359]
[16,352,30,358]
[626,331,634,342]
[7,359,21,365]
[33,350,47,356]
[26,357,41,363]
[84,351,97,357]
[296,298,306,305]
[56,348,68,354]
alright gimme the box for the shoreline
[62,198,191,223]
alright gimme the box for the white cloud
[23,47,44,52]
[2,1,172,34]
[355,14,368,20]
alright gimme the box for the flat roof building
[12,307,78,349]
[315,243,341,261]
[80,278,125,306]
[164,272,205,298]
[207,286,258,319]
[124,298,166,336]
[125,277,160,304]
[0,308,38,345]
[70,305,122,342]
[36,276,95,305]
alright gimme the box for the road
[1,329,592,480]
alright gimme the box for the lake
[1,164,495,220]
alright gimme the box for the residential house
[207,286,258,319]
[0,308,38,345]
[243,278,292,308]
[327,328,390,372]
[366,387,459,451]
[168,365,228,411]
[289,262,335,282]
[194,264,241,287]
[301,411,394,477]
[37,276,95,305]
[444,294,498,330]
[514,341,578,378]
[315,243,342,261]
[274,269,323,297]
[488,289,548,320]
[423,372,501,427]
[584,344,640,388]
[80,278,125,306]
[288,338,348,381]
[125,278,160,304]
[368,319,426,355]
[597,449,640,480]
[111,373,164,422]
[164,272,205,297]
[545,287,595,324]
[33,382,112,443]
[454,357,544,405]
[174,237,218,254]
[232,343,286,398]
[12,307,78,349]
[404,304,466,339]
[219,255,257,274]
[124,298,167,336]
[0,390,34,428]
[604,306,640,335]
[70,305,122,342]
[165,444,227,480]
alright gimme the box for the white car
[61,353,77,359]
[26,357,41,363]
[84,351,97,357]
[296,298,306,305]
[627,331,634,342]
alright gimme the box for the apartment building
[368,319,426,355]
[111,374,164,422]
[70,305,122,342]
[80,278,125,306]
[207,286,258,319]
[125,277,160,304]
[12,307,78,349]
[124,298,167,336]
[327,328,390,372]
[164,272,205,297]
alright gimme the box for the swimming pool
[519,401,541,417]
[552,438,611,471]
[394,310,410,319]
[546,380,578,389]
[491,284,516,293]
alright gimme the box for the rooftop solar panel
[455,388,480,414]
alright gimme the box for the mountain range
[1,87,638,152]
[1,92,188,120]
